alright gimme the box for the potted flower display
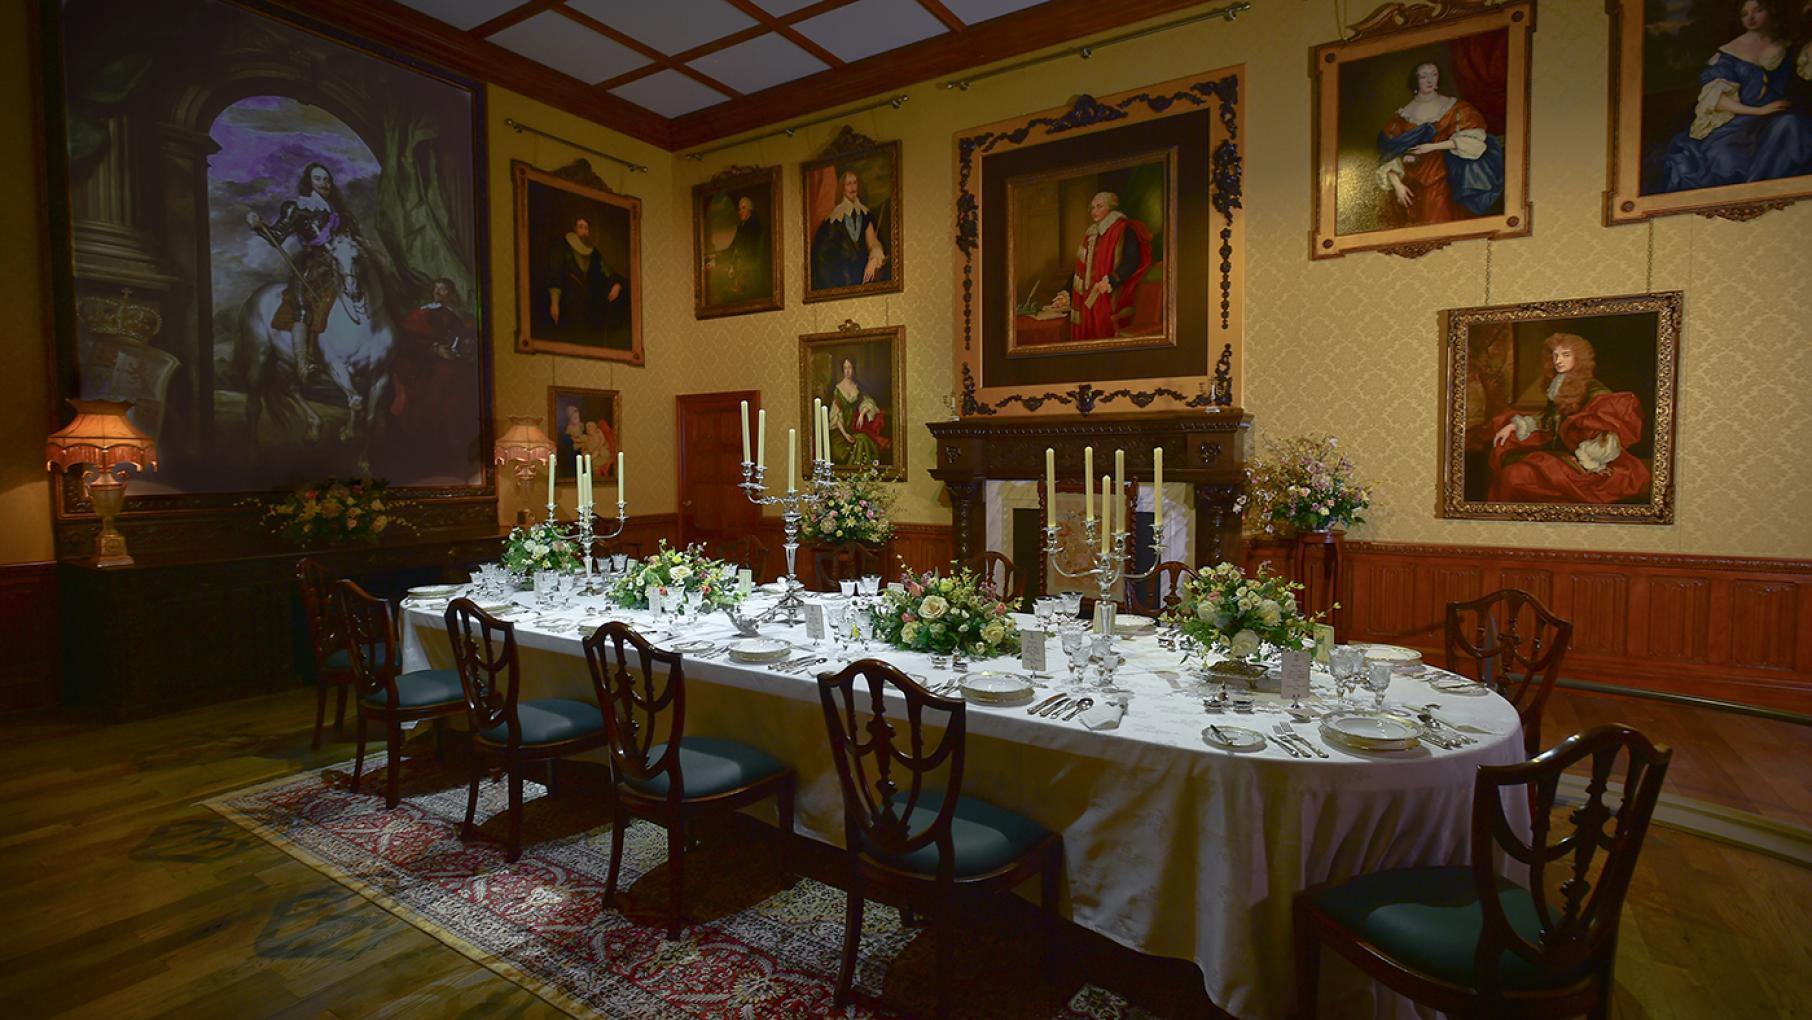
[802,465,897,548]
[606,540,745,611]
[870,566,1021,658]
[1239,433,1371,538]
[1165,562,1320,685]
[254,477,407,547]
[501,521,584,575]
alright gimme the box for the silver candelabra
[739,456,834,624]
[1042,513,1166,635]
[545,499,628,589]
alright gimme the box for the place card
[1312,623,1335,665]
[737,568,753,595]
[1020,629,1047,673]
[804,603,827,642]
[1280,650,1311,701]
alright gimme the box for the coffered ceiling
[283,0,1213,151]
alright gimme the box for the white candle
[756,409,767,469]
[1044,447,1056,529]
[584,455,592,510]
[617,450,625,505]
[1100,475,1113,553]
[787,428,797,492]
[579,455,588,511]
[740,400,751,463]
[547,453,556,507]
[1084,446,1095,522]
[1153,446,1164,526]
[1114,449,1125,505]
[820,404,831,463]
[812,398,823,460]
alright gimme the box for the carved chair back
[444,598,523,745]
[1126,561,1196,617]
[818,658,967,880]
[336,580,401,704]
[813,542,885,592]
[1470,724,1670,997]
[1446,588,1571,752]
[965,551,1021,606]
[720,535,770,583]
[582,622,685,796]
[296,557,347,671]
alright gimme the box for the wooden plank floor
[0,688,1807,1018]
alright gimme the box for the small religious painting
[692,165,783,319]
[801,129,902,303]
[1037,481,1134,598]
[514,161,642,364]
[798,323,905,476]
[1605,0,1812,224]
[547,386,621,482]
[1441,291,1681,524]
[1311,1,1535,259]
[1005,150,1177,358]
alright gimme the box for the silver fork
[1272,721,1327,759]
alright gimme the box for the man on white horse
[244,162,362,380]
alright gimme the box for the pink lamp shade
[44,399,158,473]
[493,416,555,466]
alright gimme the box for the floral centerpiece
[802,465,896,547]
[1239,433,1371,537]
[870,566,1021,658]
[502,521,585,574]
[254,477,406,547]
[606,540,744,611]
[1165,562,1318,674]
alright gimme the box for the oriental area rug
[208,757,1159,1020]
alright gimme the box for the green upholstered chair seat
[322,643,376,673]
[623,736,786,799]
[357,668,463,708]
[1309,865,1591,991]
[864,792,1048,879]
[480,698,604,746]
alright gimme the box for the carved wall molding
[1346,0,1502,40]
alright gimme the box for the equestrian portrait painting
[45,0,490,494]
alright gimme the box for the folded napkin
[1080,699,1126,730]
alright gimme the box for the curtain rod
[682,94,909,162]
[942,1,1251,91]
[503,118,649,173]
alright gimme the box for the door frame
[675,390,761,548]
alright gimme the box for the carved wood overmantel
[926,411,1251,581]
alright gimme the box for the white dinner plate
[1353,643,1422,665]
[1427,673,1490,696]
[1114,616,1157,636]
[669,639,718,655]
[1201,724,1265,751]
[727,637,790,664]
[1320,712,1422,751]
[407,583,462,597]
[960,671,1033,706]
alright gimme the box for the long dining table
[400,585,1525,1020]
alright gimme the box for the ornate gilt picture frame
[798,321,906,479]
[514,160,643,365]
[691,164,783,319]
[1440,291,1681,524]
[1603,0,1812,224]
[547,385,620,482]
[802,129,903,304]
[1311,0,1536,260]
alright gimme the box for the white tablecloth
[401,591,1525,1020]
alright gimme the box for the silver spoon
[1061,696,1095,721]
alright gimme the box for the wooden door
[676,391,760,550]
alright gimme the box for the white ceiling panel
[488,11,652,84]
[793,0,950,64]
[568,0,756,56]
[390,0,522,32]
[687,32,829,95]
[746,0,821,15]
[610,68,733,117]
[939,0,1048,24]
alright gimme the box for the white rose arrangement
[1165,562,1322,663]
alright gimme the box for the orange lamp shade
[44,399,158,473]
[493,416,555,465]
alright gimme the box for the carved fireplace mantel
[926,411,1251,582]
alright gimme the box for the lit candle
[740,400,751,463]
[812,398,823,461]
[787,427,797,492]
[617,450,625,506]
[1114,449,1125,505]
[1153,446,1164,525]
[1100,475,1113,553]
[1044,447,1056,529]
[1084,446,1095,522]
[756,409,767,469]
[547,453,556,507]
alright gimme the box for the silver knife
[1037,696,1072,717]
[1286,731,1329,758]
[1027,693,1067,715]
[1267,734,1305,758]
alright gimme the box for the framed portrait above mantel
[1604,0,1812,224]
[1439,291,1681,525]
[954,68,1245,420]
[1310,0,1536,260]
[514,160,643,364]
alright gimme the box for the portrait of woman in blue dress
[1649,0,1812,193]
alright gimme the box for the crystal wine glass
[1365,660,1392,711]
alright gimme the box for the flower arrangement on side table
[1165,562,1319,676]
[254,477,407,547]
[607,540,744,611]
[502,521,585,575]
[870,566,1021,658]
[1239,433,1371,537]
[802,464,897,547]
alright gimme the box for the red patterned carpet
[208,756,1160,1020]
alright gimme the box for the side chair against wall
[1125,561,1196,618]
[719,534,770,583]
[336,581,465,809]
[817,658,1063,1020]
[581,621,795,938]
[445,598,610,862]
[965,550,1022,609]
[297,557,355,748]
[1293,724,1672,1019]
[813,541,885,592]
[1446,588,1574,756]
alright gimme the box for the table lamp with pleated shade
[493,416,556,525]
[45,399,158,567]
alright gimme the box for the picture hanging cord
[1484,237,1494,306]
[938,1,1250,91]
[1645,220,1656,294]
[682,94,909,162]
[504,118,648,173]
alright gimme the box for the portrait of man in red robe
[1485,332,1650,504]
[1060,190,1153,341]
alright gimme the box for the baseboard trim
[1556,773,1812,869]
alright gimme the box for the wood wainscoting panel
[1566,572,1631,659]
[1646,575,1712,664]
[1351,559,1421,639]
[0,562,59,712]
[1728,581,1800,673]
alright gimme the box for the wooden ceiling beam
[721,0,847,70]
[914,0,967,33]
[553,5,743,98]
[468,0,563,39]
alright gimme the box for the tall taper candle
[787,428,797,492]
[1153,446,1164,524]
[1044,448,1056,529]
[547,453,556,507]
[1114,449,1125,507]
[1100,475,1113,553]
[812,398,823,460]
[1084,446,1095,521]
[820,405,831,464]
[756,409,767,469]
[579,455,588,511]
[617,451,625,505]
[740,400,750,463]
